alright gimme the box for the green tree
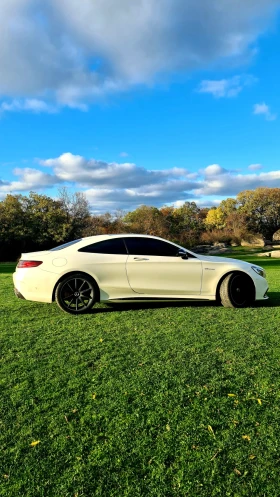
[0,194,27,243]
[237,188,280,240]
[0,192,68,259]
[219,198,237,215]
[170,202,205,246]
[58,188,91,240]
[124,205,168,237]
[25,192,69,245]
[83,211,127,236]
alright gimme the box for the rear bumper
[13,269,55,303]
[14,287,26,300]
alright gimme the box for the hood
[198,254,250,266]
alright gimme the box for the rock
[193,244,231,255]
[257,250,280,257]
[213,242,228,248]
[208,248,229,254]
[192,245,212,254]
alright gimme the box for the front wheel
[219,273,255,308]
[55,273,97,314]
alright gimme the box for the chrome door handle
[134,257,149,261]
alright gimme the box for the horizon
[1,0,280,213]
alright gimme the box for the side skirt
[105,297,212,303]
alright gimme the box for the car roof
[81,233,167,241]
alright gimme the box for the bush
[200,229,240,246]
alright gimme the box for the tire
[55,273,97,314]
[219,272,255,308]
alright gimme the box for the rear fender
[52,271,100,302]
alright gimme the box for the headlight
[252,265,266,278]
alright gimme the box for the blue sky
[1,0,280,213]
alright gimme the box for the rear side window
[124,237,179,257]
[78,238,127,254]
[50,239,82,251]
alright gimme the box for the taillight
[17,260,43,268]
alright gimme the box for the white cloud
[84,182,196,210]
[253,102,277,120]
[0,168,61,192]
[40,153,198,189]
[248,163,262,170]
[195,169,280,196]
[0,98,57,114]
[198,75,257,98]
[204,164,228,176]
[1,154,280,211]
[0,0,278,109]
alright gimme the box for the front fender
[201,262,254,298]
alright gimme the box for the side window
[124,237,179,257]
[50,239,82,251]
[78,238,127,254]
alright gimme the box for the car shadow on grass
[90,293,280,313]
[256,292,280,307]
[91,300,218,314]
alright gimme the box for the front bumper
[254,276,269,302]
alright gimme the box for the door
[124,237,202,295]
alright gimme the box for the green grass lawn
[1,257,280,496]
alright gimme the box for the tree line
[1,187,280,261]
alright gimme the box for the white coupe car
[13,234,269,314]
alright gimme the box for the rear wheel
[55,273,97,314]
[219,272,255,308]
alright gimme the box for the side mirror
[177,249,188,259]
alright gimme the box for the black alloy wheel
[55,273,97,314]
[219,272,255,308]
